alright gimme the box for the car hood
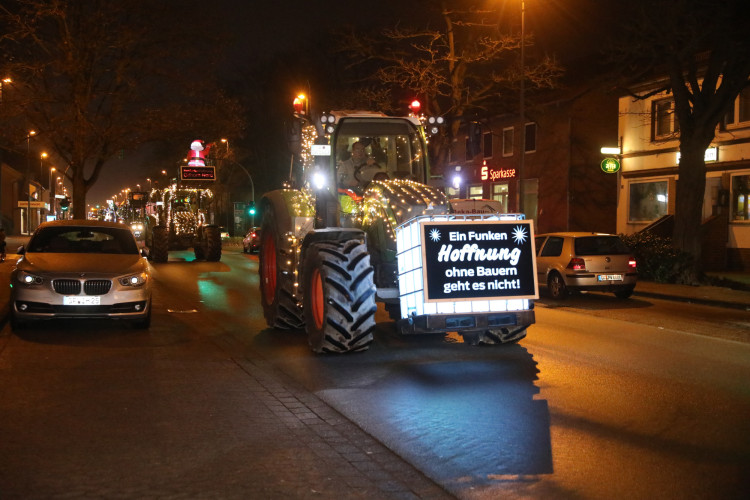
[19,253,147,275]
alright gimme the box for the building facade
[443,86,619,235]
[617,82,750,270]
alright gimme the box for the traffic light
[60,197,70,211]
[247,201,256,216]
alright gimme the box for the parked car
[535,232,637,299]
[243,227,261,253]
[10,220,152,328]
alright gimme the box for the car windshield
[574,236,631,256]
[28,227,139,254]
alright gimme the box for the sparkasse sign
[420,220,538,301]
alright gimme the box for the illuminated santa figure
[187,139,211,166]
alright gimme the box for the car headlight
[119,273,148,287]
[16,271,44,285]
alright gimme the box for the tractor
[259,105,538,353]
[145,140,222,262]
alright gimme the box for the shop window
[502,127,513,157]
[628,180,668,222]
[483,132,493,159]
[652,99,679,139]
[468,185,484,199]
[524,123,537,153]
[492,183,509,212]
[731,174,750,222]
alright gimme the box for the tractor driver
[337,141,383,190]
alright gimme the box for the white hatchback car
[11,220,152,328]
[535,232,637,299]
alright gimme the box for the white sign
[676,146,717,163]
[311,144,331,156]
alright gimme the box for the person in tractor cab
[337,141,384,190]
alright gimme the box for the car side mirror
[17,246,25,255]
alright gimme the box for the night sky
[87,0,617,207]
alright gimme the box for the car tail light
[566,258,586,271]
[628,257,637,270]
[251,232,257,238]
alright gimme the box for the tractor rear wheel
[150,226,169,263]
[302,239,376,353]
[259,208,303,329]
[204,226,221,261]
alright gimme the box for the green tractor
[145,185,222,263]
[259,107,538,353]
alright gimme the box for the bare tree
[0,0,243,219]
[614,0,750,281]
[336,0,562,171]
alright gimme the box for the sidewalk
[634,275,750,310]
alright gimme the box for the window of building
[468,185,484,199]
[464,137,472,160]
[731,173,750,222]
[502,127,513,157]
[725,86,750,127]
[492,183,509,212]
[628,180,668,222]
[483,132,493,159]
[524,123,537,153]
[653,99,679,139]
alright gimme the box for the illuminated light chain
[300,124,318,172]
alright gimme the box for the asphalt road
[1,247,749,499]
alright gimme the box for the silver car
[535,232,637,299]
[11,220,152,328]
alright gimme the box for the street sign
[601,157,621,174]
[180,165,215,181]
[18,201,48,209]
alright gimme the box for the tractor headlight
[312,171,326,190]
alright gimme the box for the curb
[633,289,750,311]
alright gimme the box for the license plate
[597,274,623,281]
[63,296,101,306]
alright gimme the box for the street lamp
[516,0,526,215]
[147,177,152,190]
[0,77,11,103]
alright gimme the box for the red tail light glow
[628,257,637,269]
[567,258,586,270]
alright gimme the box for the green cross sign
[601,157,620,174]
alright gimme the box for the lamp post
[49,166,56,219]
[516,0,526,215]
[25,130,36,233]
[0,77,11,104]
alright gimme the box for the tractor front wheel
[302,239,376,353]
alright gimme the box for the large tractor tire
[150,225,169,263]
[259,209,304,329]
[204,226,221,261]
[463,326,527,346]
[302,239,376,353]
